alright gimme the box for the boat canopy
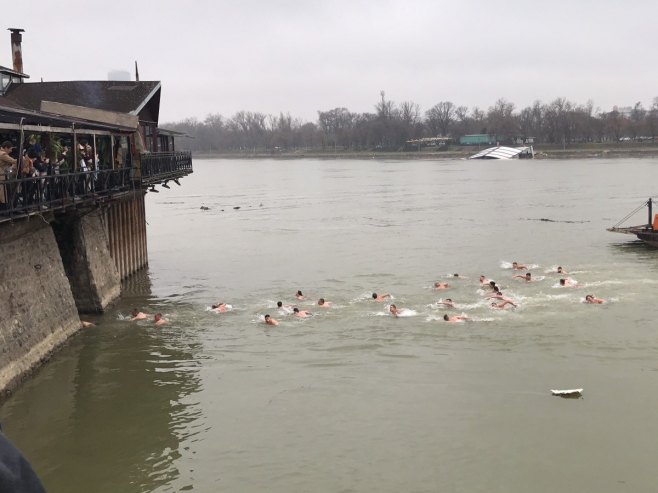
[468,146,532,160]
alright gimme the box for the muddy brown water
[2,158,658,492]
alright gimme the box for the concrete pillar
[130,197,138,275]
[119,202,126,279]
[141,194,148,269]
[52,209,121,313]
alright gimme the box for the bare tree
[425,101,456,136]
[486,99,517,141]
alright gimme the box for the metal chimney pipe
[9,28,25,75]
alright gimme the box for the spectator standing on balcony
[0,141,17,210]
[33,152,49,203]
[22,150,39,206]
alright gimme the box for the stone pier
[52,209,121,314]
[0,220,81,395]
[0,191,151,395]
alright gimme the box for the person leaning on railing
[0,140,17,211]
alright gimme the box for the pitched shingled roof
[4,80,160,118]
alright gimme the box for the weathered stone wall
[53,210,121,313]
[0,220,81,396]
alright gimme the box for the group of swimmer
[128,263,607,327]
[261,266,606,325]
[509,262,605,304]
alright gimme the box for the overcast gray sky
[6,0,657,123]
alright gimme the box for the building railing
[0,168,133,219]
[0,151,192,220]
[140,151,193,185]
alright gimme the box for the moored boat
[468,145,534,160]
[607,198,658,247]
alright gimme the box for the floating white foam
[551,388,583,397]
[396,309,417,317]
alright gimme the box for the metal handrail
[140,151,193,184]
[0,168,132,219]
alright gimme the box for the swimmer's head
[390,304,397,310]
[265,314,271,320]
[443,314,449,321]
[559,279,566,285]
[491,302,496,307]
[277,301,283,308]
[318,298,325,305]
[293,307,300,313]
[296,290,303,296]
[480,275,485,281]
[513,262,518,267]
[557,266,563,273]
[131,308,139,316]
[372,293,377,299]
[211,304,218,309]
[525,273,531,279]
[434,282,440,287]
[154,313,162,321]
[453,273,459,277]
[489,281,496,287]
[585,294,593,301]
[446,298,452,302]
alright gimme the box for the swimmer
[487,289,515,304]
[264,314,279,326]
[491,300,517,309]
[372,292,391,302]
[559,278,578,287]
[443,314,469,323]
[513,272,532,282]
[211,302,229,313]
[512,261,528,270]
[486,286,502,297]
[130,309,148,321]
[154,313,168,326]
[389,304,403,318]
[557,266,567,274]
[293,307,312,318]
[585,294,606,304]
[433,282,450,290]
[452,273,461,278]
[81,321,95,328]
[437,298,455,308]
[295,290,305,300]
[317,298,332,307]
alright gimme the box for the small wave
[582,280,623,287]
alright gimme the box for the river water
[2,157,658,492]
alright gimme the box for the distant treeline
[163,93,658,153]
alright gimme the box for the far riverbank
[190,143,658,160]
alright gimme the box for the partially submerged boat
[468,146,534,160]
[608,198,658,247]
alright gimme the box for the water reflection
[0,271,203,493]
